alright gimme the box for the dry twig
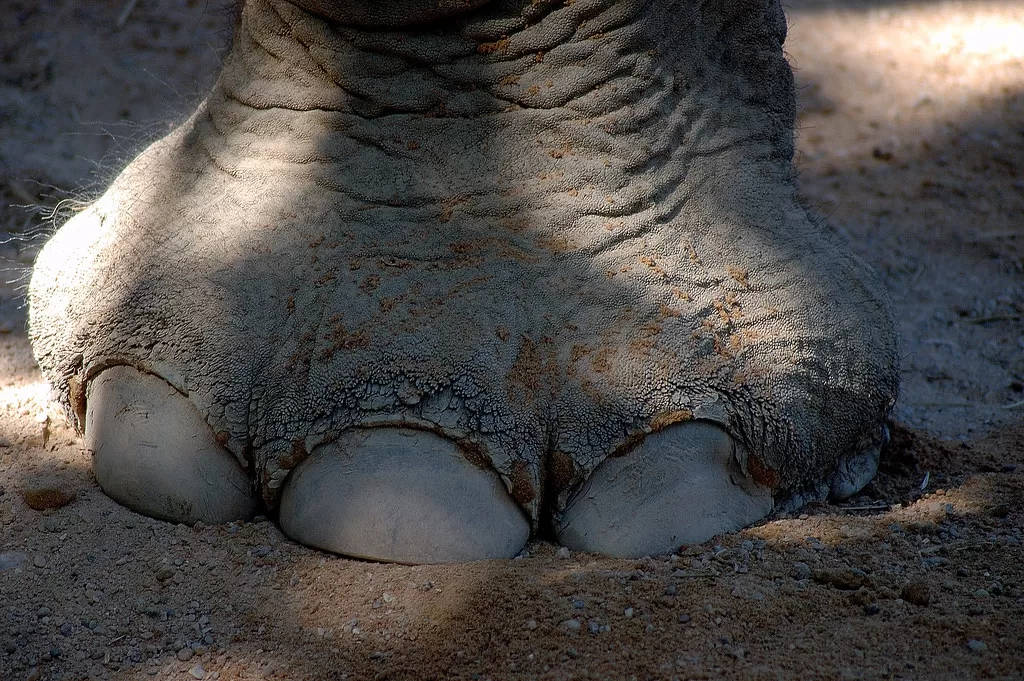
[116,0,140,29]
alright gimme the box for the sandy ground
[1,1,1022,679]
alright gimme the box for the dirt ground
[1,1,1022,679]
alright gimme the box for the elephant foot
[85,366,259,525]
[278,428,530,564]
[554,421,773,558]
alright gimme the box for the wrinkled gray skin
[29,0,898,562]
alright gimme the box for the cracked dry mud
[1,1,1023,680]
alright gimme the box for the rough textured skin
[28,0,898,542]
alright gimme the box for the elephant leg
[554,421,773,558]
[278,428,530,564]
[86,366,259,525]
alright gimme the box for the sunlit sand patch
[747,475,1008,548]
[787,1,1024,122]
[0,380,52,415]
[928,13,1024,60]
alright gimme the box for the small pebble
[562,619,581,632]
[556,547,571,559]
[623,608,634,618]
[988,504,1009,519]
[812,568,870,590]
[678,613,691,623]
[791,562,811,580]
[524,620,537,630]
[190,664,206,679]
[22,488,75,511]
[901,579,932,606]
[33,555,47,569]
[0,552,28,571]
[588,620,600,634]
[966,640,988,653]
[177,647,195,661]
[572,599,585,609]
[154,567,176,581]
